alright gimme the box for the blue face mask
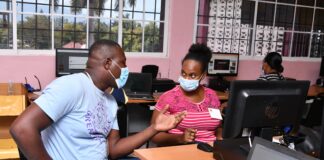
[178,76,201,92]
[109,60,129,89]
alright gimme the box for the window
[195,0,324,58]
[0,0,12,49]
[0,0,168,55]
[17,0,51,49]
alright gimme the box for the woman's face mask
[178,75,202,92]
[109,60,129,88]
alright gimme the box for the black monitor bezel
[207,52,239,76]
[320,56,324,77]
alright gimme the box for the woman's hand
[152,105,186,131]
[182,128,197,144]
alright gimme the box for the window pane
[23,3,36,12]
[37,4,50,13]
[298,0,315,6]
[0,12,12,49]
[20,29,35,49]
[317,0,324,7]
[89,0,117,17]
[257,3,275,26]
[277,0,296,4]
[122,20,142,52]
[241,0,255,26]
[17,14,51,49]
[275,5,294,31]
[54,16,86,48]
[291,33,310,57]
[294,7,313,31]
[36,30,51,49]
[123,0,144,20]
[0,0,12,11]
[254,27,289,56]
[313,9,324,33]
[55,0,87,16]
[310,34,324,57]
[21,14,36,29]
[144,22,164,52]
[88,18,119,46]
[38,0,50,4]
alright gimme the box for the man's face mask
[109,60,129,89]
[178,75,202,92]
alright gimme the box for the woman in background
[258,52,285,81]
[150,43,223,146]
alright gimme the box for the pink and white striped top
[155,86,222,143]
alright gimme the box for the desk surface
[133,144,214,160]
[133,139,248,160]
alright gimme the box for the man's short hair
[89,40,121,57]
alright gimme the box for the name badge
[208,108,222,120]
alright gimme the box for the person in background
[10,40,186,160]
[107,87,128,104]
[150,43,223,147]
[258,52,285,81]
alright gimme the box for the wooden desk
[133,144,214,160]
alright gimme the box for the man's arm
[10,103,53,160]
[108,105,186,159]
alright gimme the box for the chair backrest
[141,65,159,79]
[302,93,324,127]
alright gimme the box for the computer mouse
[197,142,214,152]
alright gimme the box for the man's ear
[104,58,113,70]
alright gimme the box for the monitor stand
[240,128,274,153]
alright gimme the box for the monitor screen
[123,72,153,94]
[208,53,239,76]
[222,80,310,139]
[56,48,89,77]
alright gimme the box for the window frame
[193,0,324,60]
[0,0,169,57]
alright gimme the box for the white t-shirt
[35,72,119,160]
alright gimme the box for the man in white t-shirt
[10,40,186,160]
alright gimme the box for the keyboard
[127,93,155,100]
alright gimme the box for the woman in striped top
[150,44,223,146]
[257,52,285,81]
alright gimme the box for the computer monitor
[223,80,310,140]
[56,48,89,77]
[248,137,318,160]
[207,53,239,76]
[123,72,153,95]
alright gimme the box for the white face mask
[178,76,201,92]
[109,60,129,89]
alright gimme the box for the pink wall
[0,0,321,88]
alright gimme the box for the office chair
[295,93,324,156]
[141,65,159,79]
